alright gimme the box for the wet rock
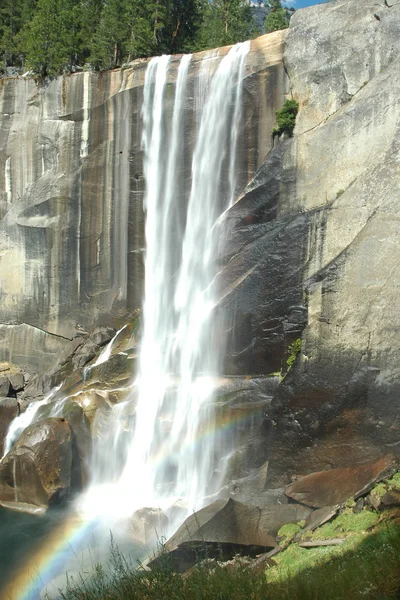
[0,418,73,508]
[70,390,110,426]
[36,399,91,488]
[284,456,397,508]
[84,352,136,389]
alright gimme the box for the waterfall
[2,385,62,459]
[82,42,250,525]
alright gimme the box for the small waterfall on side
[2,385,62,459]
[81,42,250,527]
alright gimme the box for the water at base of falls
[80,42,250,528]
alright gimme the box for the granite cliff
[0,0,400,509]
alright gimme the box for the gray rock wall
[218,0,400,484]
[0,33,287,372]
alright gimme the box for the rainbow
[3,405,265,599]
[1,514,97,600]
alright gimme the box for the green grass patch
[310,508,378,539]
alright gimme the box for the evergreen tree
[0,0,36,69]
[195,0,253,51]
[167,0,205,53]
[23,0,82,76]
[265,0,289,33]
[90,0,162,69]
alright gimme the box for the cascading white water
[81,42,250,524]
[2,384,62,459]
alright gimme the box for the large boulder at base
[0,418,73,508]
[35,399,92,488]
[284,455,397,508]
[149,498,310,572]
[167,498,310,549]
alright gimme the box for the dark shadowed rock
[284,456,397,508]
[149,498,309,572]
[72,340,99,369]
[0,418,73,508]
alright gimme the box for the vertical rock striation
[0,33,287,373]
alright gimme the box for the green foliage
[265,0,289,33]
[336,188,345,198]
[286,337,301,371]
[272,98,299,138]
[0,0,255,75]
[193,0,253,52]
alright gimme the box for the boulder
[8,373,24,393]
[284,456,397,508]
[36,399,91,488]
[149,498,309,572]
[0,418,73,508]
[69,390,110,426]
[166,498,310,549]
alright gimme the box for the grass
[50,473,400,600]
[50,517,400,600]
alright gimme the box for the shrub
[272,99,299,138]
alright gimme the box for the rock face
[0,418,74,507]
[0,32,287,374]
[216,0,400,485]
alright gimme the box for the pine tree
[265,0,289,33]
[0,0,36,70]
[195,0,253,51]
[23,0,82,76]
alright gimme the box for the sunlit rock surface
[0,32,286,374]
